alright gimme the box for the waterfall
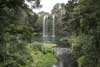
[43,15,75,67]
[43,15,56,42]
[42,15,76,67]
[43,15,48,42]
[43,15,48,38]
[52,15,56,38]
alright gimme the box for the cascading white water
[43,15,56,42]
[43,15,48,42]
[43,15,75,67]
[52,15,56,38]
[43,15,48,37]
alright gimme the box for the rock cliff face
[53,47,77,67]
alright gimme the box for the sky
[33,0,68,13]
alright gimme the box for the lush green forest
[0,0,100,67]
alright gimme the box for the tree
[0,0,40,67]
[64,0,100,67]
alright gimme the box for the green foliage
[63,0,100,67]
[78,55,96,67]
[0,43,34,67]
[33,52,57,67]
[0,0,53,67]
[0,42,57,67]
[27,42,57,67]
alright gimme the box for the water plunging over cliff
[42,15,77,67]
[43,15,56,42]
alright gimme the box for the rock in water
[54,47,77,67]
